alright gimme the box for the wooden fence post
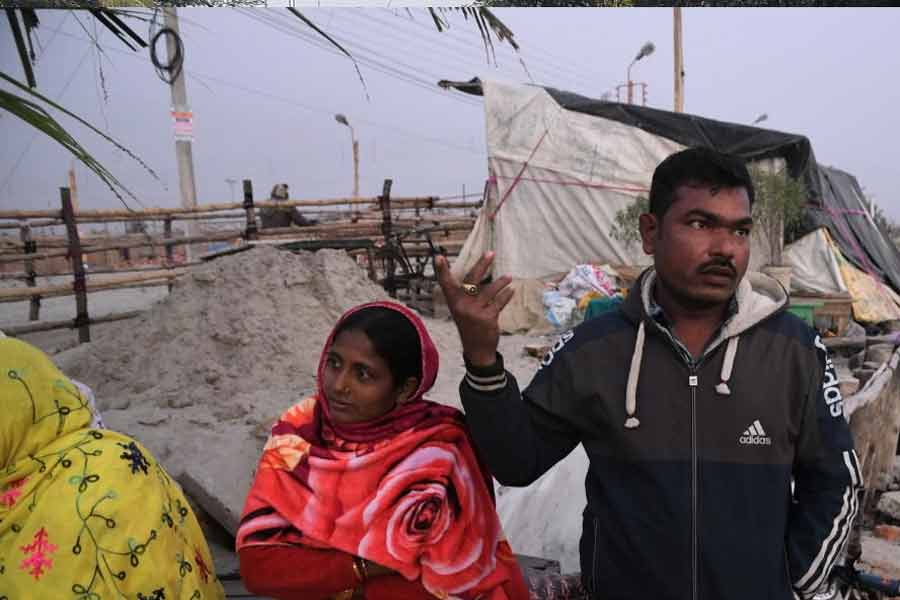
[60,188,89,343]
[380,179,395,297]
[164,217,174,292]
[20,223,40,321]
[243,179,258,241]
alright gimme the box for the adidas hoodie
[460,269,862,600]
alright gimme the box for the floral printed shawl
[0,338,224,600]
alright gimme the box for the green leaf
[0,77,143,210]
[1,71,160,185]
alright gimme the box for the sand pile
[60,246,389,414]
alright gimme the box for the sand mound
[59,246,389,413]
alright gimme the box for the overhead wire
[338,9,587,91]
[51,29,488,158]
[238,8,482,109]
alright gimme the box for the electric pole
[163,7,198,260]
[674,7,685,113]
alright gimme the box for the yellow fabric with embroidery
[0,338,224,600]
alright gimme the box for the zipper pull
[688,375,698,387]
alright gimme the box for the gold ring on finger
[462,283,480,296]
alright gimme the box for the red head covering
[312,301,444,445]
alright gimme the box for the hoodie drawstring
[624,321,646,429]
[625,325,740,430]
[715,336,740,396]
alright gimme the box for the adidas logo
[739,420,772,446]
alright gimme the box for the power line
[382,8,605,90]
[52,29,488,157]
[329,10,537,83]
[1,45,94,196]
[340,9,591,92]
[239,9,483,109]
[33,11,71,62]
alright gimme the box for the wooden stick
[20,224,40,321]
[2,215,471,250]
[243,179,258,241]
[0,219,63,229]
[0,231,240,264]
[0,278,174,302]
[0,261,201,281]
[61,188,90,343]
[0,195,468,221]
[2,310,144,336]
[381,179,395,297]
[0,271,183,303]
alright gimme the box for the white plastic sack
[543,291,577,328]
[557,264,617,300]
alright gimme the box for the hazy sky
[1,7,898,220]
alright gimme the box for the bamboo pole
[0,231,241,264]
[0,270,184,303]
[0,261,202,281]
[20,224,40,320]
[0,219,62,229]
[2,214,471,250]
[243,179,258,241]
[61,188,90,343]
[3,310,144,337]
[0,196,444,220]
[0,201,477,232]
[381,179,395,297]
[0,196,474,221]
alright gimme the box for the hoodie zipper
[651,319,704,600]
[689,367,699,600]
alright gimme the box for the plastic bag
[558,264,617,300]
[543,290,577,329]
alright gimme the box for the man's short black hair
[649,147,754,220]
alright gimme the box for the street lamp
[225,177,238,203]
[752,113,768,126]
[335,113,360,209]
[627,41,655,104]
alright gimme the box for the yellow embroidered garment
[0,338,224,599]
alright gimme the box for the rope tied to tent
[489,128,550,221]
[490,172,649,195]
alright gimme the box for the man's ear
[639,213,659,256]
[396,377,420,404]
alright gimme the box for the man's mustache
[698,259,736,277]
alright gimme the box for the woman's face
[322,329,417,425]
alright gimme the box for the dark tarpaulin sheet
[442,78,900,295]
[807,166,900,294]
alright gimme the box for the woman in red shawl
[237,301,528,600]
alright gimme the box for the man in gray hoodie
[435,147,861,599]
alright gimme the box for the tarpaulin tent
[442,79,900,328]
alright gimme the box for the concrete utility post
[163,7,198,260]
[674,7,685,113]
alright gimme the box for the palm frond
[0,85,137,210]
[1,71,160,184]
